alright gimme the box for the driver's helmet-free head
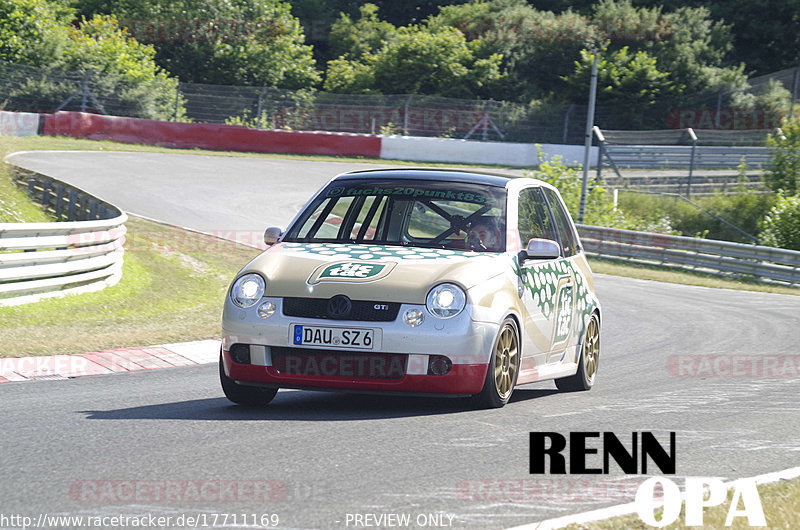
[467,216,502,251]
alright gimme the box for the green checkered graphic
[514,258,595,341]
[280,242,484,261]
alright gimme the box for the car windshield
[284,179,507,252]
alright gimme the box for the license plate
[291,325,377,350]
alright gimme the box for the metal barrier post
[687,128,698,199]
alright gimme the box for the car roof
[332,168,515,188]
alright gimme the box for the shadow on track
[80,387,559,421]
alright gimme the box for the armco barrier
[43,111,382,158]
[0,166,127,306]
[380,135,598,167]
[577,224,800,285]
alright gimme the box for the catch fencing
[0,167,127,306]
[578,224,800,286]
[1,60,794,145]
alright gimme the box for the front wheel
[474,318,520,409]
[555,312,599,392]
[219,355,278,406]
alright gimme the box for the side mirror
[264,226,283,246]
[521,238,561,261]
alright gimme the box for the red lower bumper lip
[223,350,487,395]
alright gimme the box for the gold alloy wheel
[583,315,599,384]
[494,323,519,399]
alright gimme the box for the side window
[542,188,580,257]
[518,187,557,246]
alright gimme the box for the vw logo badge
[327,295,352,318]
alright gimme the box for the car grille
[271,347,407,380]
[282,297,400,322]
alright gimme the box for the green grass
[589,257,799,297]
[0,216,258,356]
[568,476,800,529]
[0,139,54,223]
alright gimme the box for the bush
[764,116,800,195]
[616,191,776,242]
[760,195,800,250]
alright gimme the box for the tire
[555,312,599,392]
[219,355,278,406]
[474,318,521,409]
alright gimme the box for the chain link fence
[1,60,797,145]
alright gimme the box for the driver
[467,217,503,251]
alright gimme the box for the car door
[540,187,581,363]
[516,186,572,369]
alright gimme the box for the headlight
[426,283,466,318]
[231,273,265,308]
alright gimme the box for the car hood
[238,242,509,304]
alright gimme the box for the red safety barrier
[42,112,382,158]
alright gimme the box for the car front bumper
[221,297,497,395]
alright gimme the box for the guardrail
[601,145,773,170]
[0,167,127,306]
[577,224,800,286]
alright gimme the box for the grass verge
[0,139,54,223]
[588,257,799,297]
[568,476,800,529]
[0,216,258,357]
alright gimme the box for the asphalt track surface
[2,151,800,529]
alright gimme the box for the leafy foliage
[329,3,397,59]
[0,0,73,67]
[764,116,800,196]
[0,0,179,119]
[760,194,800,250]
[73,0,321,88]
[428,0,596,101]
[325,20,503,98]
[563,46,675,127]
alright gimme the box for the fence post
[686,127,698,199]
[579,53,599,224]
[256,89,264,129]
[403,95,413,136]
[173,83,181,122]
[562,104,574,144]
[593,126,604,182]
[790,66,799,119]
[80,71,90,113]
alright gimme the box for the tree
[428,0,597,101]
[72,0,321,88]
[0,0,72,67]
[63,15,180,119]
[329,3,396,59]
[0,0,180,120]
[325,22,503,98]
[497,0,800,75]
[563,46,675,127]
